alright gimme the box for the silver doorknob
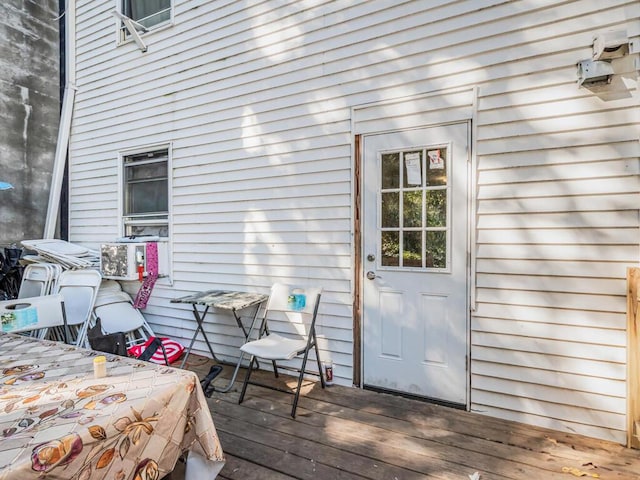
[366,271,376,280]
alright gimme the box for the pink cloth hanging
[133,242,158,309]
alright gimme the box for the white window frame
[115,0,173,48]
[118,143,172,241]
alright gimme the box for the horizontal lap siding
[70,0,639,441]
[72,0,390,385]
[70,0,524,385]
[473,0,640,443]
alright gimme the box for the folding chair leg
[238,355,256,405]
[159,342,169,365]
[313,337,326,389]
[291,348,313,418]
[271,360,279,378]
[75,320,91,349]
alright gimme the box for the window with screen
[122,148,169,238]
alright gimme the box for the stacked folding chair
[21,239,100,269]
[16,263,63,339]
[93,280,156,349]
[18,263,62,299]
[52,269,102,347]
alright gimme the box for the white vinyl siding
[70,0,639,443]
[470,0,639,442]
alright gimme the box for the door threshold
[363,385,466,410]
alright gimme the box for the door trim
[352,134,362,388]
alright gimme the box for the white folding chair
[47,263,63,293]
[97,279,124,294]
[238,283,324,417]
[93,289,155,348]
[0,294,67,340]
[18,263,59,298]
[53,269,102,347]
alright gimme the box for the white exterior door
[362,123,469,405]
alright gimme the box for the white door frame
[354,119,475,409]
[351,87,478,406]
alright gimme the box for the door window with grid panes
[380,146,449,270]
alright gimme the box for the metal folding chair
[17,263,61,298]
[238,283,325,417]
[53,269,102,347]
[93,288,156,348]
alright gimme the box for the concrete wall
[0,0,60,245]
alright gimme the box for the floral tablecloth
[0,333,225,480]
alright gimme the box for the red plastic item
[128,337,185,365]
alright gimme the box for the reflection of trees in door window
[426,231,446,268]
[426,190,446,227]
[403,191,421,227]
[381,192,399,228]
[381,231,399,266]
[379,147,448,269]
[403,231,422,267]
[381,153,400,189]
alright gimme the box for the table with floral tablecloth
[0,333,225,480]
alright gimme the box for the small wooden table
[171,290,268,392]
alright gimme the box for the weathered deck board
[182,357,640,480]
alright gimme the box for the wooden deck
[180,356,640,480]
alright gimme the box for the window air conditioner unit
[100,242,168,281]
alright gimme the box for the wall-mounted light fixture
[577,59,615,87]
[577,30,638,88]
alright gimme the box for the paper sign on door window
[428,150,444,170]
[404,153,421,185]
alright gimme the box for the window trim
[115,0,174,48]
[118,143,172,241]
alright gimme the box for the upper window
[122,0,171,30]
[122,148,169,238]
